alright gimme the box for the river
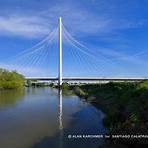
[0,87,107,148]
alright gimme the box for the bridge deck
[25,77,148,81]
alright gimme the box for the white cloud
[0,62,49,76]
[0,15,50,38]
[42,4,113,34]
[0,2,145,39]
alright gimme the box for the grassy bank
[0,69,24,90]
[60,81,148,144]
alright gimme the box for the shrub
[0,69,24,90]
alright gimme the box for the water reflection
[58,89,63,148]
[58,89,63,130]
[0,89,24,109]
[0,87,106,148]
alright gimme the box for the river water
[0,87,107,148]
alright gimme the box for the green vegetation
[0,69,24,90]
[60,81,148,143]
[26,79,32,87]
[26,80,51,87]
[49,83,54,87]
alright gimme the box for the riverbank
[59,81,148,145]
[0,69,24,90]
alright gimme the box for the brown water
[0,87,107,148]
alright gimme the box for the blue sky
[0,0,148,77]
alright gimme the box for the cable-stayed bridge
[1,17,148,85]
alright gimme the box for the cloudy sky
[0,0,148,77]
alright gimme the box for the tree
[0,69,24,90]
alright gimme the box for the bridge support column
[59,17,62,86]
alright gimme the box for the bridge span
[25,77,148,82]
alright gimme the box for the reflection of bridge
[26,77,148,82]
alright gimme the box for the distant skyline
[0,0,148,77]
